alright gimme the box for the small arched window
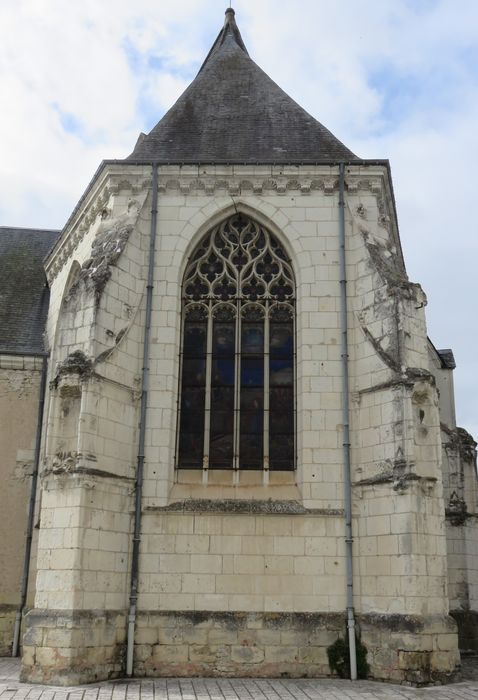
[177,213,295,472]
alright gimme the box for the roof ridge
[198,7,249,73]
[0,225,61,233]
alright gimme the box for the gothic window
[177,213,295,471]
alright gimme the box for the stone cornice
[45,165,390,285]
[45,170,150,285]
[156,174,385,196]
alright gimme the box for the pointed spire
[199,7,249,72]
[127,7,358,163]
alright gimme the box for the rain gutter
[338,162,357,680]
[12,355,48,656]
[126,162,159,677]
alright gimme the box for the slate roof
[437,349,456,370]
[0,227,60,355]
[128,8,358,163]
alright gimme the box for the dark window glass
[240,409,263,435]
[210,319,235,468]
[178,216,295,472]
[270,410,293,434]
[178,432,204,469]
[183,322,207,356]
[240,387,263,413]
[270,358,293,386]
[241,358,263,387]
[182,358,206,386]
[213,323,235,356]
[270,323,293,357]
[241,324,264,355]
[211,387,234,410]
[210,410,234,436]
[240,433,263,469]
[269,387,293,412]
[209,433,234,468]
[180,410,205,434]
[181,387,205,413]
[269,435,294,471]
[212,359,235,386]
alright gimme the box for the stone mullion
[202,300,213,482]
[263,300,270,483]
[232,299,242,479]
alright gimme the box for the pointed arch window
[177,213,295,472]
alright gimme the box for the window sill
[170,468,301,502]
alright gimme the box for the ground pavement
[1,658,478,700]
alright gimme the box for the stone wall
[134,611,343,678]
[440,409,478,652]
[359,613,459,685]
[0,355,43,655]
[21,609,126,684]
[20,162,462,684]
[140,507,346,614]
[131,611,458,684]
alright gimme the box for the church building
[1,7,477,686]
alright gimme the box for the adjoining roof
[128,8,358,164]
[437,349,456,370]
[0,227,60,355]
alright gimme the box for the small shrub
[327,634,369,679]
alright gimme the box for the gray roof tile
[128,8,358,164]
[0,227,60,355]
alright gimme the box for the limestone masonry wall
[0,355,43,655]
[19,164,462,684]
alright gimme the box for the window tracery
[177,213,295,472]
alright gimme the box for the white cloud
[1,0,477,437]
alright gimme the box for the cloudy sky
[1,0,477,438]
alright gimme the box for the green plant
[327,634,369,679]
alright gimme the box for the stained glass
[269,435,294,471]
[213,323,235,356]
[212,359,235,386]
[211,387,234,409]
[241,358,263,387]
[178,432,204,469]
[240,387,263,412]
[180,410,205,434]
[183,323,207,356]
[182,358,206,386]
[270,358,293,386]
[210,410,234,435]
[240,410,263,435]
[270,410,294,434]
[270,323,293,357]
[178,214,295,471]
[270,389,293,421]
[241,324,264,355]
[209,433,233,468]
[181,387,205,413]
[240,434,263,469]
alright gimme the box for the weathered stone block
[264,645,298,663]
[231,644,265,664]
[152,643,188,663]
[189,644,223,663]
[208,629,238,645]
[298,645,327,664]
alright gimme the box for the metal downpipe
[338,162,357,680]
[12,355,48,657]
[126,163,159,677]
